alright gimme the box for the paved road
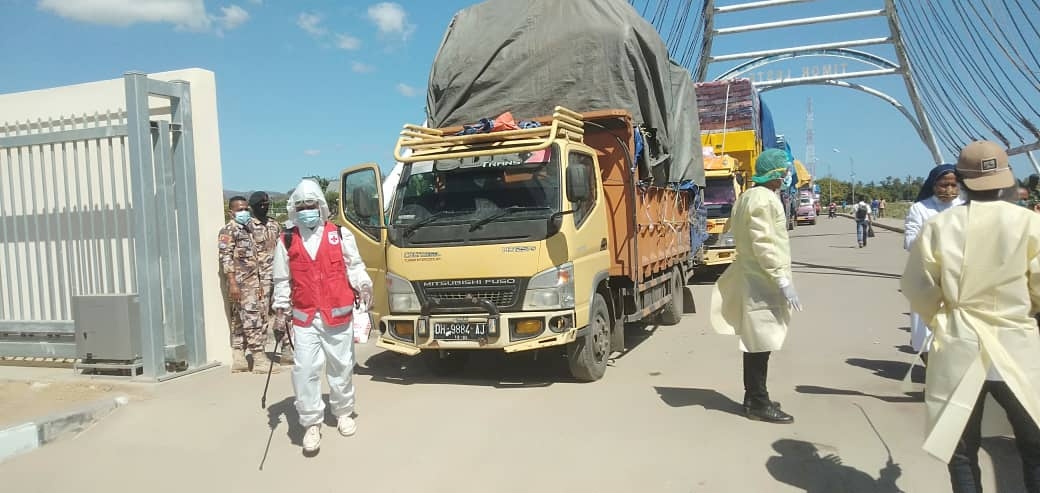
[0,216,1022,492]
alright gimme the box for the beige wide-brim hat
[956,140,1014,191]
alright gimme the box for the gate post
[124,71,166,378]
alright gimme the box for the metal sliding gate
[0,72,213,379]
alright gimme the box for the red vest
[288,223,355,326]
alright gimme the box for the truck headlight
[386,272,420,313]
[719,231,735,247]
[523,263,575,310]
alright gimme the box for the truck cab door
[337,163,388,326]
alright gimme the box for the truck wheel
[657,268,683,326]
[568,293,610,381]
[421,350,470,376]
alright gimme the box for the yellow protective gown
[901,200,1040,462]
[711,186,793,352]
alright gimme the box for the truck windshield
[704,177,737,218]
[389,147,561,246]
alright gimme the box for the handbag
[867,223,876,238]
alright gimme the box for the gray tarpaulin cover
[426,0,704,185]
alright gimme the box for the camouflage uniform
[218,219,275,352]
[252,218,286,346]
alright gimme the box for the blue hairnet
[753,149,789,184]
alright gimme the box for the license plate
[432,322,488,340]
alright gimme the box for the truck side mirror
[566,165,590,203]
[353,186,376,219]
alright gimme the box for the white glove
[777,277,803,312]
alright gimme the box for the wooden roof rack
[393,106,585,163]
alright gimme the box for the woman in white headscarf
[904,164,964,361]
[272,178,373,455]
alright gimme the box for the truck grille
[706,233,720,246]
[416,278,525,313]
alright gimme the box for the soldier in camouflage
[219,195,279,374]
[248,191,294,365]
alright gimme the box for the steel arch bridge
[671,0,1040,173]
[694,0,943,165]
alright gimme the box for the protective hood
[287,179,331,227]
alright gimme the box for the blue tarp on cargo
[760,100,778,150]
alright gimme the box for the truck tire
[567,293,610,381]
[421,350,470,376]
[657,268,683,326]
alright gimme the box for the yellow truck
[695,79,777,266]
[337,108,699,381]
[333,0,708,381]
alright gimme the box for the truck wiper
[468,206,551,232]
[400,210,473,236]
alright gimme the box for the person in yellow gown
[901,140,1040,492]
[711,148,803,424]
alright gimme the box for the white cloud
[297,12,325,37]
[38,0,211,30]
[304,149,321,156]
[335,34,361,50]
[396,83,418,97]
[367,2,415,40]
[216,5,249,31]
[351,61,375,74]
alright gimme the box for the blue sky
[2,0,1035,192]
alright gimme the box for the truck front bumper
[703,247,735,266]
[376,309,579,356]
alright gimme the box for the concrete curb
[837,213,905,234]
[0,394,128,464]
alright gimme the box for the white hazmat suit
[272,179,373,447]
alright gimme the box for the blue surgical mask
[297,209,321,228]
[234,210,251,225]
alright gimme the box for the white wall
[0,68,231,366]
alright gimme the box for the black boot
[747,403,795,424]
[743,396,782,413]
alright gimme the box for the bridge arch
[713,49,899,82]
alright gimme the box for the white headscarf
[286,178,330,228]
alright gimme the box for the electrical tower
[805,97,816,183]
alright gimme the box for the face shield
[287,179,331,228]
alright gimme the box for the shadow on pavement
[611,323,659,361]
[653,387,745,417]
[267,396,306,446]
[792,261,902,280]
[894,344,915,354]
[790,233,852,239]
[846,358,925,383]
[769,438,906,493]
[357,350,561,389]
[766,438,904,492]
[795,385,923,404]
[983,436,1029,492]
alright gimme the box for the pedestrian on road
[219,196,279,374]
[903,164,964,363]
[711,148,802,424]
[248,191,294,366]
[272,178,373,454]
[879,198,887,218]
[901,140,1040,492]
[854,200,872,247]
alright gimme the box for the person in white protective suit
[903,164,964,364]
[901,140,1040,492]
[272,178,374,454]
[711,148,803,424]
